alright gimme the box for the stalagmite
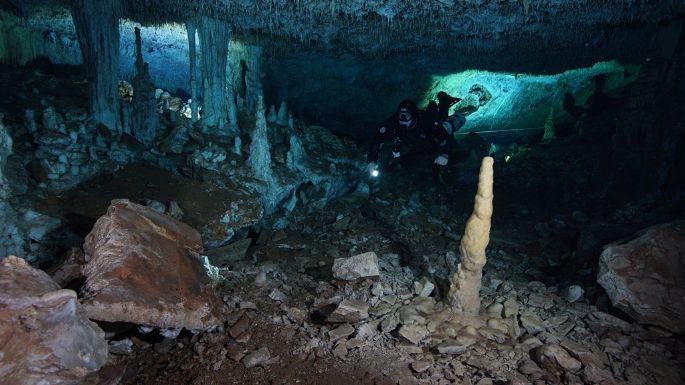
[276,101,288,126]
[197,16,237,136]
[186,21,199,122]
[247,96,274,184]
[71,0,121,131]
[448,157,494,314]
[267,105,278,122]
[131,27,158,145]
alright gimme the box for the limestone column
[448,157,494,314]
[245,45,263,115]
[197,16,237,136]
[131,27,158,145]
[186,21,199,122]
[71,0,121,131]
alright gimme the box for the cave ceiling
[5,0,685,73]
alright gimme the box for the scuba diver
[366,99,461,184]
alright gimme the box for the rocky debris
[328,324,355,342]
[332,251,380,280]
[205,238,252,267]
[561,285,584,303]
[436,340,467,355]
[0,256,108,384]
[81,199,225,330]
[327,299,369,323]
[202,197,264,249]
[242,347,271,369]
[31,105,136,192]
[399,324,429,345]
[411,360,431,373]
[413,277,435,297]
[109,339,134,355]
[597,221,685,333]
[229,314,250,338]
[531,344,582,382]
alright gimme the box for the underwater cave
[0,1,684,384]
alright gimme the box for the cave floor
[42,145,683,385]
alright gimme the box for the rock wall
[0,115,24,258]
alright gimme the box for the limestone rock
[436,340,467,355]
[414,277,435,297]
[243,347,271,368]
[532,344,582,373]
[597,221,685,333]
[0,256,107,385]
[205,238,252,267]
[562,285,584,303]
[327,299,369,323]
[332,251,380,280]
[399,324,429,345]
[328,324,355,342]
[411,360,431,373]
[82,199,225,330]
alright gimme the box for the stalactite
[130,27,158,146]
[186,21,199,122]
[197,16,237,136]
[71,0,122,131]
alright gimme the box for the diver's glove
[434,154,449,166]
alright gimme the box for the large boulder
[82,199,225,330]
[0,256,107,385]
[597,221,685,333]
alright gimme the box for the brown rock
[81,199,224,330]
[0,256,108,385]
[229,314,250,338]
[597,221,685,333]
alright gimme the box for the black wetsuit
[437,94,461,120]
[367,111,453,165]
